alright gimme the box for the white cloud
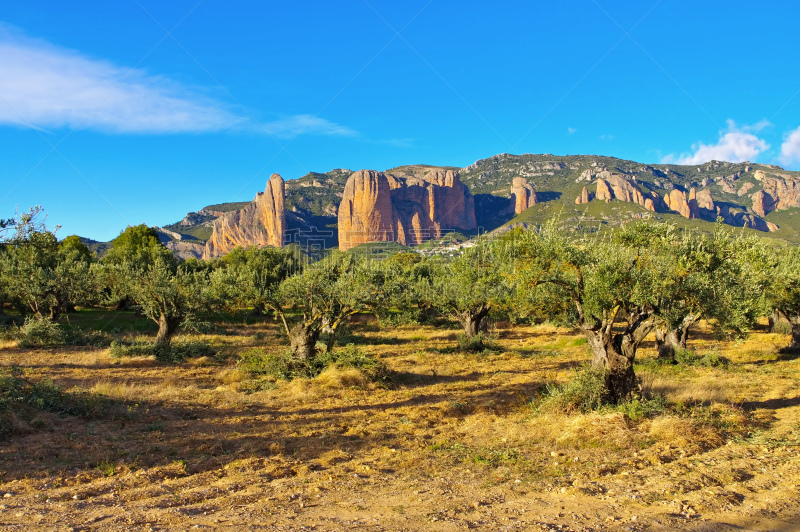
[0,26,355,137]
[780,126,800,168]
[259,115,357,138]
[662,120,769,165]
[567,127,577,135]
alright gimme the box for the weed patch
[238,344,389,389]
[0,367,106,438]
[109,340,215,363]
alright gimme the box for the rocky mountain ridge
[87,153,800,258]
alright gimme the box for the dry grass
[0,316,799,530]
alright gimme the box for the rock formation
[575,186,592,205]
[337,170,397,250]
[203,173,286,259]
[663,189,698,219]
[592,174,659,211]
[510,177,538,213]
[751,170,800,215]
[338,169,477,250]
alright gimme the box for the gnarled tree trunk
[784,314,800,353]
[288,321,321,360]
[155,314,182,346]
[456,306,490,338]
[654,313,699,361]
[581,308,656,403]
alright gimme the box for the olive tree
[208,245,300,317]
[268,251,374,359]
[425,243,510,346]
[505,224,669,402]
[648,224,770,360]
[767,245,800,352]
[111,250,209,346]
[0,213,96,320]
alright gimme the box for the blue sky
[1,1,799,241]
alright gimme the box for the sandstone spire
[203,173,286,259]
[510,177,538,213]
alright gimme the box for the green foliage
[673,347,730,367]
[456,332,498,353]
[0,210,96,320]
[536,365,609,414]
[16,317,64,347]
[239,344,388,383]
[109,340,215,363]
[0,366,105,438]
[102,224,164,266]
[533,365,667,418]
[208,245,300,315]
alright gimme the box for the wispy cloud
[260,114,357,138]
[567,127,577,135]
[0,26,355,137]
[780,126,800,168]
[661,120,770,165]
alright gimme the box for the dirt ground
[1,317,799,531]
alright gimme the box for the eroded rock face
[663,189,698,219]
[166,241,205,260]
[338,170,399,250]
[751,170,800,215]
[338,169,477,250]
[593,174,659,211]
[203,173,286,259]
[575,186,592,205]
[510,177,538,213]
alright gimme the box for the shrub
[16,317,64,348]
[109,340,215,363]
[238,344,389,385]
[674,347,730,367]
[456,332,499,353]
[537,365,608,414]
[533,365,669,419]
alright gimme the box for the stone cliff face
[582,174,660,212]
[337,170,397,250]
[510,177,538,213]
[338,169,477,250]
[663,188,699,219]
[203,173,286,259]
[750,170,800,216]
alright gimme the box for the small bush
[315,344,390,382]
[537,365,608,414]
[238,344,389,385]
[674,347,729,367]
[109,341,215,363]
[456,332,498,353]
[16,317,65,347]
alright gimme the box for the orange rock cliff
[203,173,286,259]
[338,168,477,250]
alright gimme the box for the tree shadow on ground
[740,395,800,412]
[0,373,548,483]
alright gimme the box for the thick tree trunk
[155,314,182,346]
[784,316,800,353]
[457,307,489,338]
[584,329,640,403]
[580,307,656,403]
[288,322,321,360]
[654,314,698,361]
